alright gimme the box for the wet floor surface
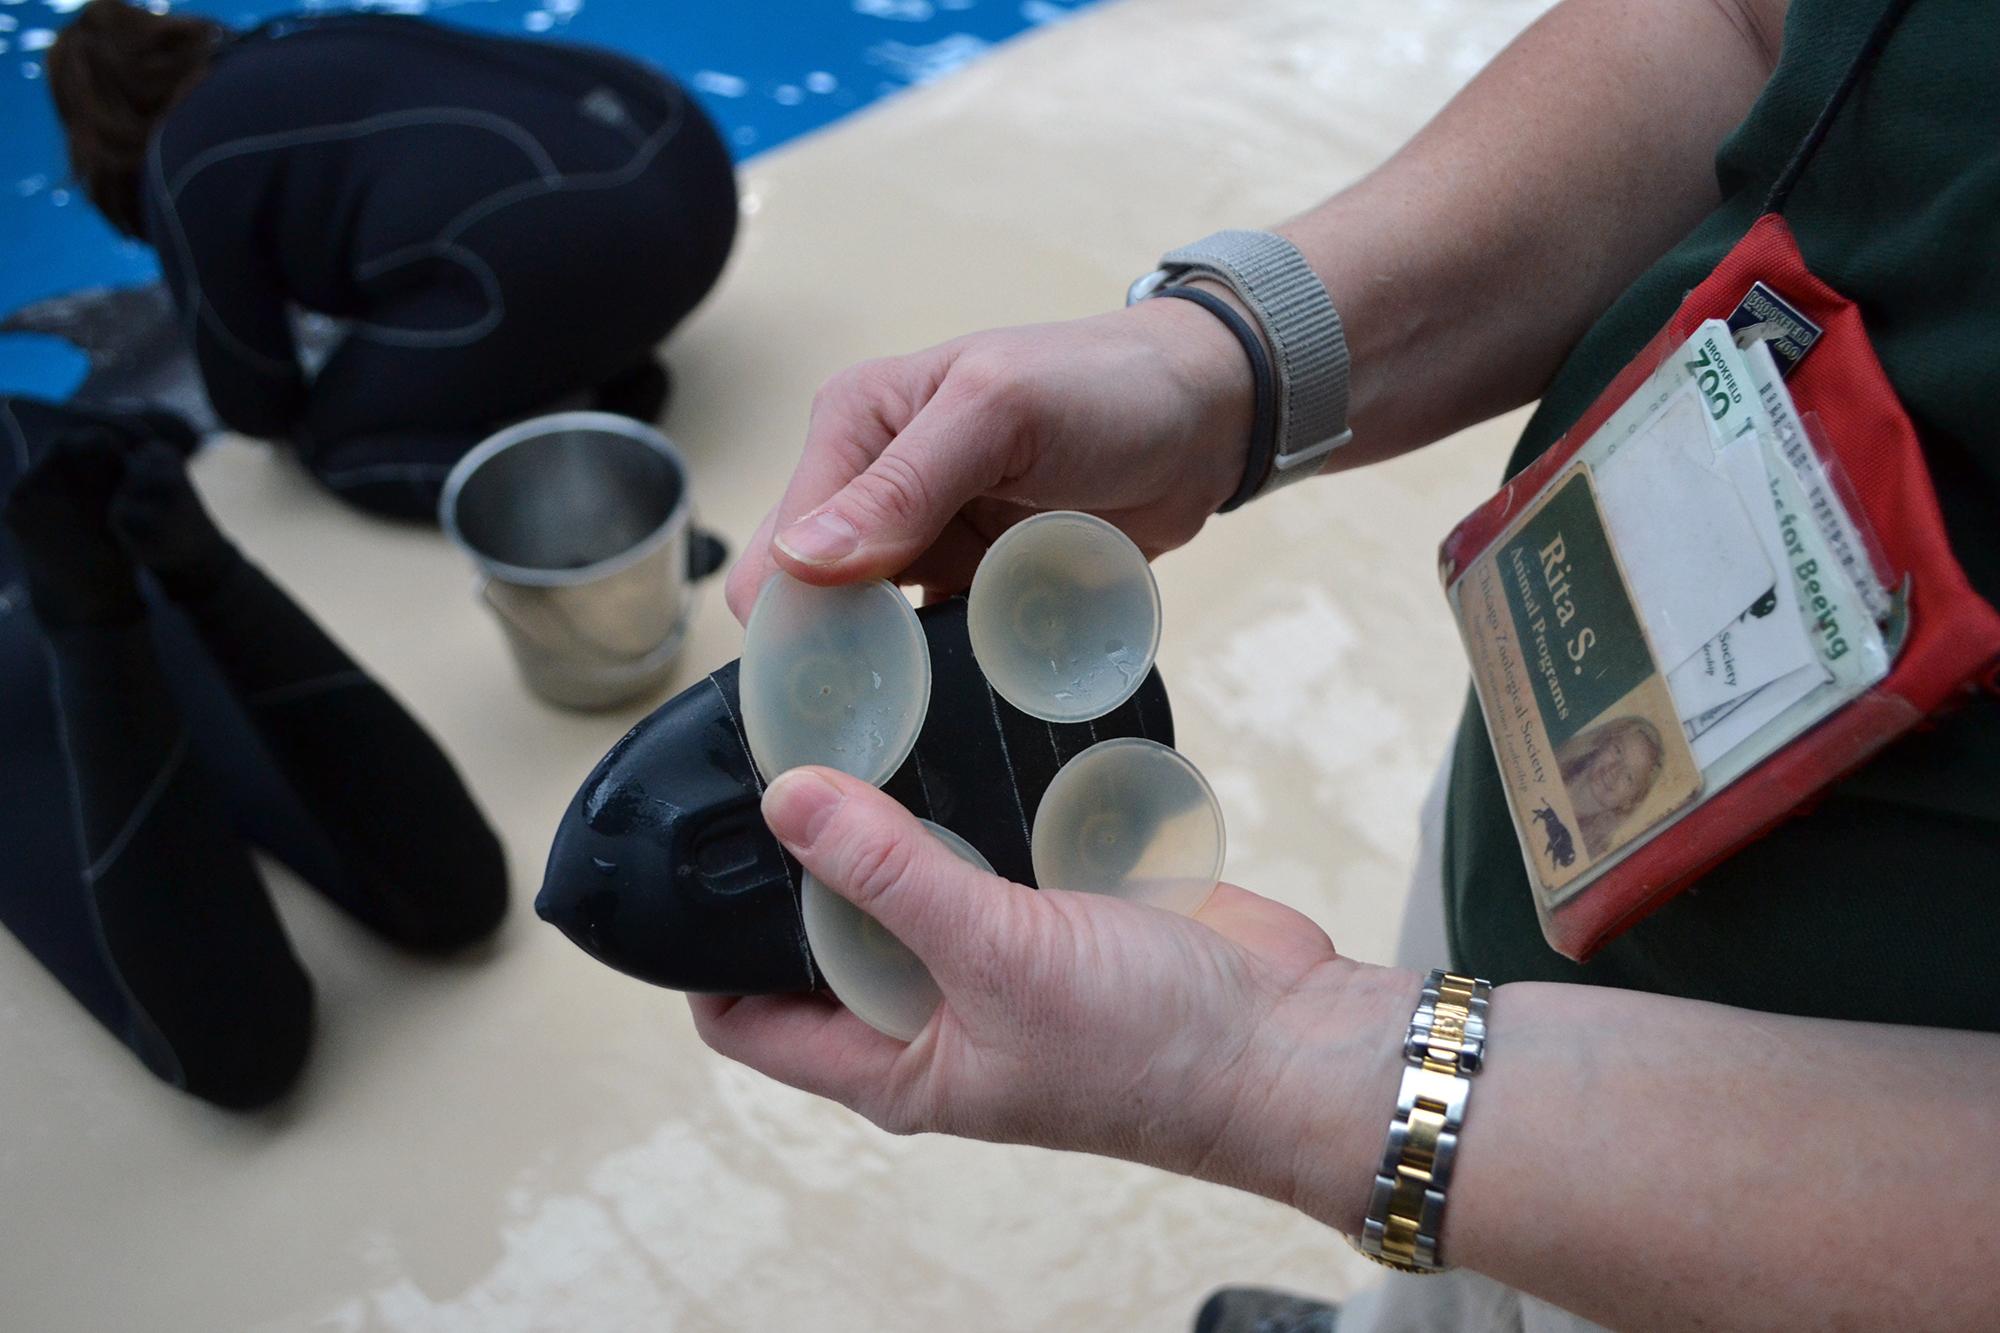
[0,1,1549,1327]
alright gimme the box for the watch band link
[1408,970,1490,1075]
[1356,970,1493,1274]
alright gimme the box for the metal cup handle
[688,523,728,581]
[675,518,728,632]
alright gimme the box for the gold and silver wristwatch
[1352,969,1493,1275]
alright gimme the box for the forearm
[1279,0,1785,468]
[1280,966,2000,1329]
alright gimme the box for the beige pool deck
[0,1,1551,1328]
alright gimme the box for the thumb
[761,766,1026,977]
[771,393,1007,585]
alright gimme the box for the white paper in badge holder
[1665,434,1822,719]
[1593,386,1777,668]
[1684,661,1826,769]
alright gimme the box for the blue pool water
[0,0,1098,397]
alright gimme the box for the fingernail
[774,510,859,565]
[763,769,845,850]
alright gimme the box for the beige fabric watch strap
[1155,229,1352,498]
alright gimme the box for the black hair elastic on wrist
[1151,284,1277,513]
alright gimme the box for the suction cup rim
[740,574,932,786]
[966,510,1162,724]
[915,818,995,875]
[1028,736,1225,913]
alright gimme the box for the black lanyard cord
[1763,0,1921,215]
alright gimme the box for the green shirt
[1443,0,2000,1029]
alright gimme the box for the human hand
[724,297,1256,620]
[690,766,1416,1226]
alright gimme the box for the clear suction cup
[1030,738,1225,914]
[802,819,994,1041]
[966,511,1161,724]
[740,574,931,786]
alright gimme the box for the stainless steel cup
[439,411,726,711]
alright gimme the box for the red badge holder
[1438,0,2000,959]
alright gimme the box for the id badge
[1449,463,1704,906]
[1433,258,1992,956]
[1439,0,2000,956]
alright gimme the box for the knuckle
[847,357,905,401]
[948,354,1032,419]
[851,450,934,529]
[837,824,918,907]
[809,365,865,417]
[813,358,899,418]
